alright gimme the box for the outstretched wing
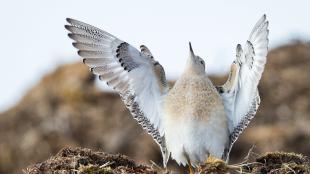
[217,15,269,159]
[65,18,170,166]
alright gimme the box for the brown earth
[24,147,310,174]
[24,147,162,174]
[0,42,310,173]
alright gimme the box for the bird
[65,14,269,172]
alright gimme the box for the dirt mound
[198,152,310,174]
[25,147,310,174]
[246,152,310,174]
[25,147,161,174]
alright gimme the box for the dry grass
[197,151,310,174]
[24,147,162,174]
[241,152,310,174]
[24,147,310,174]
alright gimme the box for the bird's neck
[184,64,205,76]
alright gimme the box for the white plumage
[164,73,229,165]
[65,14,269,168]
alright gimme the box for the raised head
[185,42,205,75]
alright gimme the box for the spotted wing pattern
[217,15,269,160]
[65,18,170,166]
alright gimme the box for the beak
[189,42,195,57]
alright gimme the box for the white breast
[163,74,229,166]
[164,109,229,166]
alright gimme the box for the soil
[25,147,162,174]
[25,147,310,174]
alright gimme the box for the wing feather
[218,15,269,160]
[73,42,112,51]
[65,18,170,166]
[82,58,115,67]
[78,50,113,58]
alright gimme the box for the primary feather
[65,18,170,167]
[217,14,269,159]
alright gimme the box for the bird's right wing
[65,18,170,166]
[216,15,269,159]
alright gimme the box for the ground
[24,147,310,174]
[25,147,162,174]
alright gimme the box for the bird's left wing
[216,15,269,159]
[65,18,170,166]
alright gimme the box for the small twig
[235,170,252,174]
[150,160,162,169]
[244,145,255,162]
[270,168,282,174]
[99,161,114,168]
[282,163,296,174]
[229,161,262,168]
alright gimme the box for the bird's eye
[200,60,204,65]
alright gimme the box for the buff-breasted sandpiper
[65,14,269,172]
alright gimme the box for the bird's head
[186,42,205,74]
